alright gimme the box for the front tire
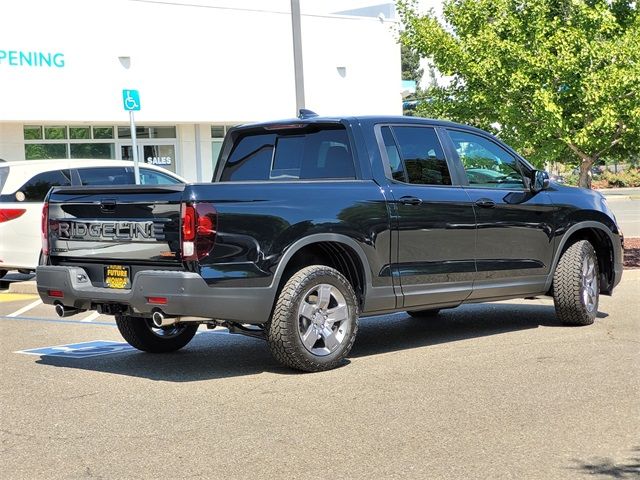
[115,315,198,353]
[552,240,599,326]
[267,265,359,372]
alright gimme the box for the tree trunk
[578,158,595,189]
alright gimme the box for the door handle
[475,198,496,208]
[399,196,422,206]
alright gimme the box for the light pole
[290,0,305,113]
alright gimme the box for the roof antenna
[298,108,318,119]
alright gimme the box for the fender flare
[545,221,621,291]
[270,233,374,295]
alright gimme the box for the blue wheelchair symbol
[17,340,135,359]
[122,89,141,111]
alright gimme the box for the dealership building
[0,0,401,182]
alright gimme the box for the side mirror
[531,170,550,193]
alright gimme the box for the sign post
[122,89,141,184]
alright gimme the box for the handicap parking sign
[122,89,141,111]
[17,340,135,359]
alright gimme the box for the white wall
[0,124,25,161]
[0,0,401,176]
[301,15,401,116]
[1,0,400,124]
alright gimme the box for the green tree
[401,43,424,88]
[398,0,640,188]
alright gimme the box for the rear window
[78,167,135,185]
[219,126,355,181]
[77,166,181,186]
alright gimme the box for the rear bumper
[36,266,274,324]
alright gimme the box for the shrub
[602,169,640,188]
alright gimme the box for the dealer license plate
[104,265,131,289]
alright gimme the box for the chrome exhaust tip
[152,310,177,327]
[54,303,83,318]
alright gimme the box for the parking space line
[7,299,43,318]
[0,315,116,326]
[0,293,38,303]
[80,311,101,323]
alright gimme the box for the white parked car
[0,159,185,277]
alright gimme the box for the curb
[603,195,631,201]
[8,280,38,295]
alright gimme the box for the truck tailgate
[47,185,185,267]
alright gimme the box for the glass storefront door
[120,144,177,173]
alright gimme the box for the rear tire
[407,309,441,318]
[115,315,198,353]
[552,240,599,326]
[267,265,358,372]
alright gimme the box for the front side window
[448,130,525,189]
[381,126,452,186]
[19,169,71,202]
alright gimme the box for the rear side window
[383,126,451,186]
[0,166,8,193]
[220,126,355,181]
[140,168,181,185]
[19,169,71,202]
[221,134,275,181]
[78,167,135,185]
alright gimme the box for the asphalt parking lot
[1,270,638,479]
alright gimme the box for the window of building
[382,126,451,186]
[70,143,115,159]
[117,126,176,139]
[93,127,114,139]
[23,126,43,140]
[69,127,91,139]
[25,144,68,160]
[447,130,525,189]
[44,126,67,140]
[24,124,117,160]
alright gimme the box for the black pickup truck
[36,113,624,371]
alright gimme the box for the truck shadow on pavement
[35,302,607,382]
[571,446,640,479]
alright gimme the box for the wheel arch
[271,234,372,309]
[547,221,620,295]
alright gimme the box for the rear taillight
[181,202,217,261]
[41,202,49,256]
[0,208,26,223]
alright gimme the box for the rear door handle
[475,198,496,208]
[399,196,422,206]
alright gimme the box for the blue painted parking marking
[16,340,135,359]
